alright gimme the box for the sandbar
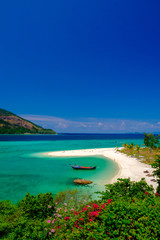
[47,148,158,191]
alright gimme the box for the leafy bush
[0,181,160,239]
[0,214,48,240]
[144,133,160,149]
[44,179,160,239]
[152,155,160,193]
[0,194,54,240]
[0,200,17,215]
[18,192,55,219]
[98,178,154,201]
[54,188,92,210]
[45,194,160,239]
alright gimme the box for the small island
[0,108,56,134]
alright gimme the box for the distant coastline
[0,108,56,134]
[0,133,58,135]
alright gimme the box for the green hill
[0,108,56,134]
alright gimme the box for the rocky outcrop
[73,179,93,185]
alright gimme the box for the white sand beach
[47,148,158,191]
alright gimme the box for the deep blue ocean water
[0,134,144,203]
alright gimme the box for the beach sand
[47,148,158,191]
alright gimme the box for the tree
[144,133,160,149]
[122,143,128,148]
[152,155,160,193]
[128,142,134,149]
[99,178,154,201]
[136,144,140,152]
[18,192,55,219]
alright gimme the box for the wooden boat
[71,165,96,170]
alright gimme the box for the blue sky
[0,0,160,133]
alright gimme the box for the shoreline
[47,148,158,191]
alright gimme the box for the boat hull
[71,166,96,170]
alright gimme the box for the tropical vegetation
[0,179,160,239]
[120,133,160,196]
[120,133,160,164]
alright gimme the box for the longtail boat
[71,165,96,170]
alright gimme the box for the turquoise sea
[0,134,144,203]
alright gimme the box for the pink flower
[93,203,99,209]
[56,202,58,205]
[89,218,93,222]
[65,207,67,212]
[79,218,84,221]
[64,216,70,221]
[64,203,67,206]
[108,199,112,203]
[70,197,73,200]
[85,205,90,208]
[56,226,61,229]
[107,232,110,235]
[54,213,57,216]
[82,207,88,212]
[48,205,52,208]
[51,229,55,233]
[52,220,55,224]
[155,192,160,196]
[101,204,105,209]
[49,232,51,235]
[71,208,74,211]
[57,214,62,217]
[47,220,51,223]
[145,191,149,195]
[84,199,87,202]
[91,211,99,217]
[74,221,79,228]
[74,211,79,215]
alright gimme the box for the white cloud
[120,121,126,130]
[20,114,160,133]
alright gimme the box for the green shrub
[0,199,49,240]
[98,178,154,201]
[0,200,17,215]
[18,192,55,220]
[152,155,160,193]
[54,188,92,210]
[45,196,160,239]
[0,181,160,239]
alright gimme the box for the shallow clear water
[0,134,144,203]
